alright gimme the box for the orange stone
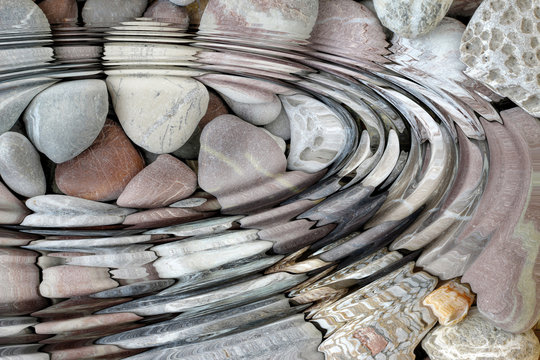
[422,279,475,326]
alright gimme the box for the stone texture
[143,0,190,27]
[23,80,108,163]
[0,182,30,225]
[0,0,50,32]
[422,308,540,360]
[22,195,136,227]
[34,313,142,334]
[55,119,145,202]
[0,132,45,197]
[107,75,209,154]
[117,154,196,208]
[0,248,46,316]
[122,207,213,229]
[38,0,78,24]
[309,0,389,62]
[40,265,119,298]
[461,108,540,333]
[282,94,349,173]
[447,0,483,16]
[373,0,453,38]
[198,115,324,214]
[82,0,148,24]
[423,280,474,326]
[199,0,319,40]
[460,0,540,117]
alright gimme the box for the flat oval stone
[123,207,213,229]
[373,0,453,38]
[0,132,45,197]
[107,75,209,154]
[82,0,148,24]
[38,0,78,24]
[0,182,30,225]
[23,79,108,163]
[34,313,142,334]
[39,265,119,298]
[144,0,189,26]
[422,308,540,360]
[55,119,145,202]
[199,0,319,40]
[117,154,196,208]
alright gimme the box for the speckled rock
[0,0,50,32]
[144,0,189,27]
[460,0,540,117]
[38,0,78,24]
[199,0,319,40]
[0,183,30,225]
[117,154,197,208]
[422,307,540,360]
[55,120,145,202]
[0,132,46,197]
[107,75,209,154]
[23,80,108,163]
[82,0,148,24]
[310,0,389,62]
[373,0,453,38]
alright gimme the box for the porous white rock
[460,0,540,117]
[373,0,453,38]
[281,94,347,173]
[107,75,209,154]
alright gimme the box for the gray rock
[0,182,30,225]
[373,0,453,38]
[107,75,209,154]
[169,0,195,5]
[0,79,56,135]
[460,0,540,117]
[422,308,540,360]
[0,0,50,32]
[264,107,291,141]
[82,0,148,24]
[23,79,108,163]
[0,132,46,197]
[21,195,135,227]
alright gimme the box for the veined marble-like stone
[146,216,243,237]
[90,279,174,298]
[422,308,540,360]
[22,195,135,227]
[144,0,189,27]
[55,119,145,201]
[23,80,108,163]
[460,108,540,333]
[34,312,142,334]
[24,235,153,252]
[373,0,453,38]
[44,344,141,360]
[0,133,46,197]
[0,344,48,360]
[40,265,119,298]
[461,0,540,117]
[282,94,348,173]
[0,317,38,337]
[423,280,474,326]
[117,154,196,208]
[0,249,46,316]
[107,75,209,154]
[309,0,388,63]
[124,314,323,360]
[31,297,130,318]
[239,200,316,229]
[199,0,319,40]
[259,219,335,254]
[82,0,147,24]
[122,207,213,229]
[198,115,323,214]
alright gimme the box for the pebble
[23,80,108,163]
[117,154,196,208]
[373,0,453,38]
[38,0,78,24]
[0,132,46,197]
[82,0,148,24]
[310,0,388,62]
[39,265,119,298]
[264,107,291,141]
[422,280,475,326]
[143,0,190,27]
[460,0,540,117]
[34,312,142,334]
[0,183,30,225]
[55,119,145,202]
[282,94,348,173]
[0,0,50,32]
[422,307,540,360]
[122,207,213,229]
[21,195,136,228]
[107,75,209,154]
[199,0,319,40]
